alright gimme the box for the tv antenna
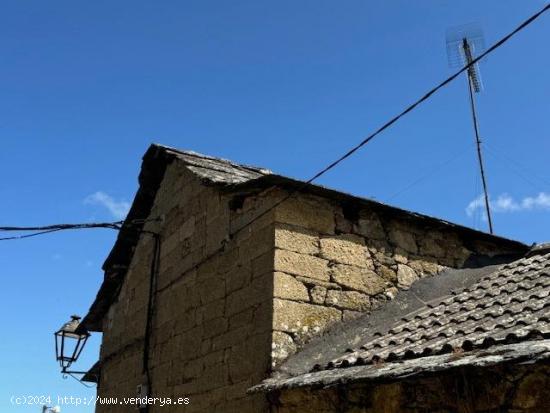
[446,24,494,234]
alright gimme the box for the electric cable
[0,222,123,231]
[386,149,468,201]
[0,228,67,241]
[2,5,547,392]
[229,3,550,238]
[484,147,541,192]
[2,4,549,242]
[484,142,550,189]
[0,218,160,241]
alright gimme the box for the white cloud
[84,191,130,220]
[466,192,550,217]
[466,194,486,217]
[521,192,550,210]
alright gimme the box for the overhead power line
[386,149,468,202]
[303,3,549,187]
[0,222,124,232]
[484,142,550,189]
[2,4,549,242]
[0,222,123,241]
[229,3,550,238]
[0,219,159,241]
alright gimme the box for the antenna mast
[447,25,494,234]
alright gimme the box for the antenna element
[446,24,494,234]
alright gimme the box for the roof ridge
[153,144,272,175]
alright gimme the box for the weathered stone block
[376,265,397,283]
[319,234,372,268]
[418,237,446,258]
[196,299,225,322]
[354,212,386,240]
[198,277,226,304]
[372,250,396,266]
[211,325,250,351]
[310,285,327,304]
[367,238,392,253]
[335,212,353,233]
[226,277,266,316]
[272,331,297,366]
[296,276,341,290]
[180,215,196,239]
[454,246,472,267]
[228,334,270,382]
[202,349,225,368]
[252,250,275,278]
[226,265,252,294]
[273,299,341,334]
[240,223,274,261]
[228,307,255,330]
[275,196,335,234]
[251,302,273,335]
[206,215,229,254]
[330,264,387,296]
[408,259,444,277]
[325,290,371,311]
[274,272,309,301]
[384,286,399,300]
[397,263,418,289]
[274,249,329,281]
[388,227,418,254]
[203,317,229,338]
[393,247,408,264]
[275,224,319,255]
[178,325,203,354]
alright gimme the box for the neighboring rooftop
[253,249,550,392]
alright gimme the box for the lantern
[54,315,89,372]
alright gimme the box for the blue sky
[1,1,549,412]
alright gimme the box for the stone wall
[273,362,550,413]
[97,162,276,413]
[268,190,521,366]
[96,169,523,412]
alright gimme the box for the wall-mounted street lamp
[54,315,90,375]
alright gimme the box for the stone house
[78,144,549,412]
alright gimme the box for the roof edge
[223,174,528,252]
[250,339,550,393]
[80,144,529,332]
[81,144,176,331]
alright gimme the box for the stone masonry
[274,363,550,413]
[94,156,523,412]
[267,189,518,367]
[97,162,275,413]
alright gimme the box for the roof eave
[250,339,550,393]
[223,174,528,252]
